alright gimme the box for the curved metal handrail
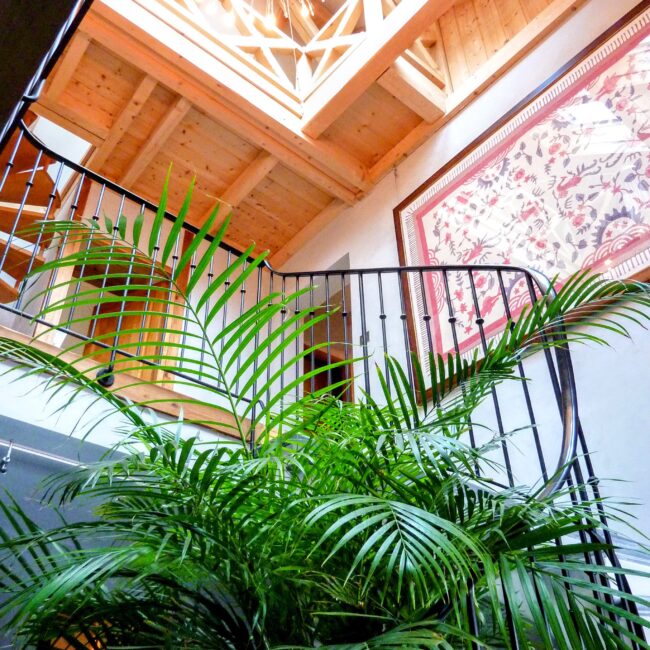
[525,269,579,499]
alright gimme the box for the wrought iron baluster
[234,258,248,395]
[0,149,44,276]
[396,269,414,389]
[358,273,371,396]
[309,273,316,395]
[467,269,513,487]
[377,271,390,391]
[15,160,66,310]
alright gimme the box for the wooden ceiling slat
[473,0,509,57]
[495,0,530,40]
[454,1,488,74]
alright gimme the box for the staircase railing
[0,117,645,645]
[0,122,579,492]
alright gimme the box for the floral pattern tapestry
[397,9,650,357]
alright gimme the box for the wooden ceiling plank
[377,57,446,123]
[473,0,508,56]
[519,0,552,21]
[89,75,157,171]
[120,96,191,186]
[270,198,348,268]
[454,0,489,74]
[496,0,529,40]
[301,0,456,138]
[46,33,91,101]
[368,0,588,184]
[438,6,471,89]
[81,12,364,202]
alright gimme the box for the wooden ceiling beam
[201,151,279,225]
[88,75,157,171]
[223,151,278,207]
[377,56,446,123]
[46,33,91,101]
[301,0,455,137]
[270,198,348,268]
[120,96,191,187]
[32,97,108,146]
[81,9,364,203]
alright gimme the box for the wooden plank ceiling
[34,0,586,266]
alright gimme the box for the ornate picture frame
[394,4,650,359]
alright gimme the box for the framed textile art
[394,5,650,360]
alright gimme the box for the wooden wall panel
[438,0,554,90]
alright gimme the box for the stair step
[0,240,45,279]
[0,126,55,178]
[0,203,54,247]
[0,277,19,304]
[0,168,60,208]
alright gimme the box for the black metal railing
[0,119,645,645]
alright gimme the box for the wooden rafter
[83,3,368,200]
[377,56,446,123]
[88,75,157,171]
[120,96,191,186]
[301,0,455,137]
[32,97,108,146]
[201,151,279,226]
[46,33,91,101]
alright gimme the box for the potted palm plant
[0,179,649,648]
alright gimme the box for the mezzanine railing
[0,118,646,646]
